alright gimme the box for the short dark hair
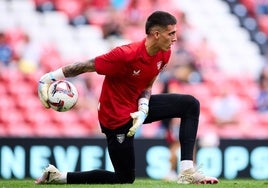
[145,11,177,34]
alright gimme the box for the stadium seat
[53,0,85,20]
[258,112,268,125]
[14,94,41,112]
[39,44,64,70]
[51,111,79,124]
[257,15,268,35]
[61,123,92,137]
[24,109,51,125]
[33,0,55,12]
[6,122,35,137]
[42,11,69,26]
[197,123,218,138]
[8,81,33,96]
[239,0,256,16]
[0,96,15,110]
[1,108,23,123]
[34,122,63,137]
[0,0,8,11]
[3,109,35,137]
[248,125,268,139]
[0,125,7,136]
[4,68,24,84]
[10,0,36,12]
[140,121,161,138]
[216,125,244,138]
[14,11,42,32]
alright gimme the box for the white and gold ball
[47,80,78,112]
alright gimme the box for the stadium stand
[0,0,267,139]
[226,0,268,54]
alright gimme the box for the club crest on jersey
[157,61,163,70]
[132,70,140,76]
[116,134,125,143]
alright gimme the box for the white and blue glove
[127,98,149,137]
[38,68,65,108]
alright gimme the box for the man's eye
[169,32,176,36]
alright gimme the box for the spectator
[162,118,181,181]
[176,12,193,39]
[123,0,148,27]
[256,0,268,15]
[111,0,130,10]
[72,75,102,136]
[193,37,218,74]
[159,36,201,181]
[176,11,201,47]
[164,36,202,84]
[0,32,13,67]
[101,9,124,39]
[16,34,41,74]
[256,65,268,112]
[73,75,99,112]
[210,83,242,126]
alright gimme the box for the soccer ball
[47,80,78,112]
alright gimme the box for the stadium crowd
[0,0,268,140]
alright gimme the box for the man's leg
[145,93,199,161]
[67,122,135,184]
[145,93,218,184]
[36,122,135,184]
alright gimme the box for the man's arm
[138,76,156,100]
[139,87,152,100]
[127,77,156,137]
[38,59,96,108]
[62,59,96,77]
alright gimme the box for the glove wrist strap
[50,68,65,81]
[138,98,149,114]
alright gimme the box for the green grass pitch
[0,179,267,188]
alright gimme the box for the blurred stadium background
[0,0,268,139]
[1,0,268,181]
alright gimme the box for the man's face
[157,25,177,51]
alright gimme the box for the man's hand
[38,69,65,108]
[127,110,147,137]
[38,82,50,108]
[127,98,149,137]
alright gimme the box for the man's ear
[153,30,160,39]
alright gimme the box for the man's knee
[184,95,200,116]
[190,95,200,109]
[125,177,135,184]
[117,171,135,184]
[120,175,135,184]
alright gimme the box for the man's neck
[145,37,159,56]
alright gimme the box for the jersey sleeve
[94,46,127,76]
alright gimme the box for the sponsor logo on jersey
[132,70,141,76]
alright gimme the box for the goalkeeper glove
[127,98,149,137]
[38,68,65,108]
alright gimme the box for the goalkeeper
[36,11,218,185]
